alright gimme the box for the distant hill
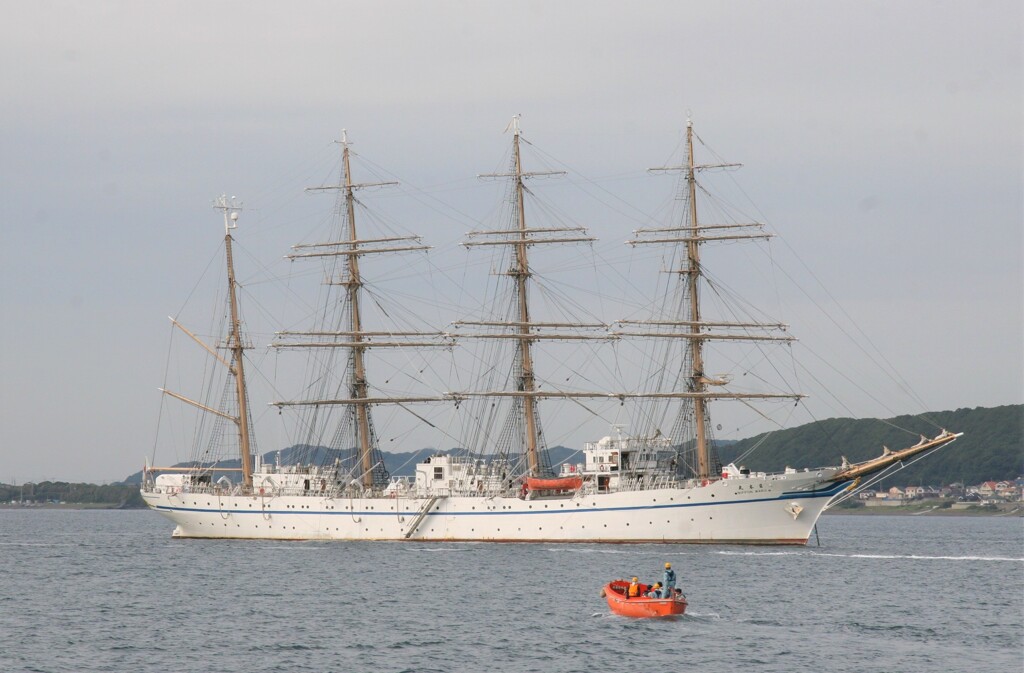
[122,405,1021,488]
[718,405,1022,486]
[0,481,144,507]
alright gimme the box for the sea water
[0,510,1020,673]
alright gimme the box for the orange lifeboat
[525,476,583,491]
[601,580,687,618]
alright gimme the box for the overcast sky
[1,1,1020,484]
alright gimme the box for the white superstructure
[143,436,852,543]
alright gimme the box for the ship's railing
[612,473,682,491]
[143,478,395,499]
[143,483,247,496]
[582,437,673,451]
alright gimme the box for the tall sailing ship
[141,119,960,543]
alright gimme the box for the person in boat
[645,582,662,598]
[627,577,641,598]
[662,562,676,598]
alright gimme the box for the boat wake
[408,546,478,553]
[818,552,1023,563]
[713,550,1022,562]
[543,547,648,555]
[714,550,808,557]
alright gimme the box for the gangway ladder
[403,496,441,539]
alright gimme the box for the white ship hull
[142,471,851,544]
[144,126,959,546]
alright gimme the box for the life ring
[701,479,709,487]
[259,487,265,496]
[599,464,608,472]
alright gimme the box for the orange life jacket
[627,582,641,597]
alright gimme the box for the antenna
[214,194,243,233]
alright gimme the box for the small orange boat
[601,580,687,618]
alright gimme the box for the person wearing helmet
[645,582,662,598]
[662,562,676,598]
[627,577,641,598]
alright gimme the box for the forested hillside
[718,405,1022,486]
[0,481,144,507]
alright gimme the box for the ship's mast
[510,121,542,474]
[457,116,598,476]
[337,134,376,489]
[627,118,803,481]
[216,195,254,489]
[683,121,711,478]
[272,130,449,491]
[452,118,804,480]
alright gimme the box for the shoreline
[0,503,145,510]
[825,504,1022,517]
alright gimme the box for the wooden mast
[683,120,711,480]
[216,196,254,489]
[632,118,802,481]
[337,131,376,490]
[458,116,599,477]
[510,118,542,476]
[272,130,446,491]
